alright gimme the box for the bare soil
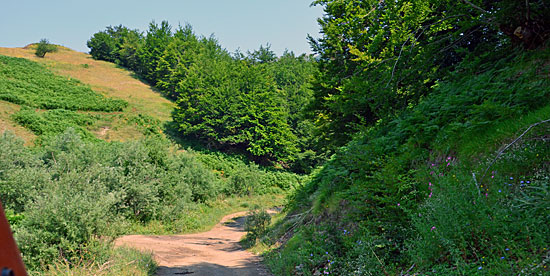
[115,212,272,276]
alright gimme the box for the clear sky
[0,0,323,56]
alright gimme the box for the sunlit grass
[41,246,156,276]
[0,46,175,142]
[127,193,287,235]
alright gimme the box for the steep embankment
[263,49,550,275]
[0,46,174,142]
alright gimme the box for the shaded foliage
[307,0,550,154]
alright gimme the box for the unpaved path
[115,212,272,276]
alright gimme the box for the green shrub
[15,174,120,271]
[0,129,223,270]
[244,207,271,241]
[44,242,156,276]
[12,107,98,140]
[35,39,57,58]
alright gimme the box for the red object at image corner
[0,201,27,276]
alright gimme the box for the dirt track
[115,212,272,276]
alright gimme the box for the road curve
[115,211,272,276]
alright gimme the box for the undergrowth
[0,129,298,274]
[12,107,99,141]
[260,47,550,275]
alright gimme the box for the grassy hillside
[0,45,175,143]
[0,55,127,111]
[260,48,550,275]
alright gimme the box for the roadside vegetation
[251,1,550,275]
[1,128,299,273]
[2,0,550,274]
[0,40,303,274]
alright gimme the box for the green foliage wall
[87,22,319,169]
[266,46,550,275]
[306,0,550,154]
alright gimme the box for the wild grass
[0,55,127,111]
[41,245,156,276]
[0,46,174,122]
[0,46,174,143]
[12,107,99,141]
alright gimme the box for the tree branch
[385,14,467,88]
[461,0,488,14]
[481,118,550,183]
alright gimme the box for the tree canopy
[88,22,318,169]
[307,0,550,153]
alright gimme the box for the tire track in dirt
[115,212,272,276]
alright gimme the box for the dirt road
[114,212,272,276]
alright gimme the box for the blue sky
[0,0,323,56]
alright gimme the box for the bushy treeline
[262,0,550,275]
[0,55,127,112]
[87,22,319,171]
[0,129,301,272]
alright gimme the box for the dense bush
[0,130,214,270]
[0,128,300,272]
[244,207,271,241]
[0,55,127,111]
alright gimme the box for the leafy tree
[87,21,318,167]
[306,0,550,154]
[174,58,298,163]
[247,44,277,64]
[87,31,117,61]
[35,39,57,58]
[136,21,173,84]
[115,27,143,70]
[87,25,142,66]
